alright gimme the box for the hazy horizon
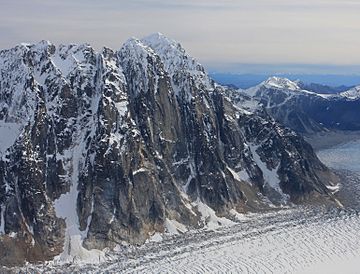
[1,0,360,75]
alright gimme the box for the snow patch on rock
[165,218,188,235]
[0,121,22,154]
[194,201,235,230]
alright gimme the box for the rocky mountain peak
[263,77,301,91]
[118,37,166,99]
[141,33,214,93]
[0,34,341,266]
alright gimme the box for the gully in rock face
[0,33,341,266]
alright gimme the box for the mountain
[209,72,360,89]
[0,34,340,266]
[297,82,353,94]
[340,86,360,100]
[236,77,360,134]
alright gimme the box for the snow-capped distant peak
[263,77,301,90]
[244,76,328,98]
[340,86,360,100]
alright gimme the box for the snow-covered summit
[119,37,155,68]
[263,77,301,90]
[244,77,299,97]
[244,76,330,99]
[340,86,360,100]
[141,32,213,91]
[141,32,188,73]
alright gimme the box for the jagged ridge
[0,34,339,266]
[238,77,360,134]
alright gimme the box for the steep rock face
[0,35,339,265]
[239,77,360,134]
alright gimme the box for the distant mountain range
[228,77,360,135]
[210,73,360,90]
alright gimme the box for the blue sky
[1,0,360,74]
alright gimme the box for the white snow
[114,100,128,117]
[147,232,163,243]
[132,167,149,175]
[317,93,336,99]
[184,159,196,192]
[326,184,340,193]
[0,121,22,154]
[165,195,238,235]
[340,86,360,100]
[54,138,104,264]
[141,33,214,93]
[151,212,360,274]
[59,207,360,274]
[238,97,261,113]
[249,144,283,194]
[227,166,250,182]
[229,209,249,221]
[297,252,360,274]
[194,201,235,230]
[264,76,301,90]
[165,218,188,235]
[9,232,17,238]
[244,76,335,100]
[51,49,76,77]
[317,139,360,173]
[0,205,5,234]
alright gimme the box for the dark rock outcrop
[0,34,339,266]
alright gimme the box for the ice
[317,139,360,173]
[34,207,359,274]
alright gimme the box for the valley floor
[10,169,360,274]
[304,130,360,151]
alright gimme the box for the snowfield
[10,138,360,274]
[18,206,360,274]
[317,139,360,174]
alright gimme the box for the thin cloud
[0,0,359,73]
